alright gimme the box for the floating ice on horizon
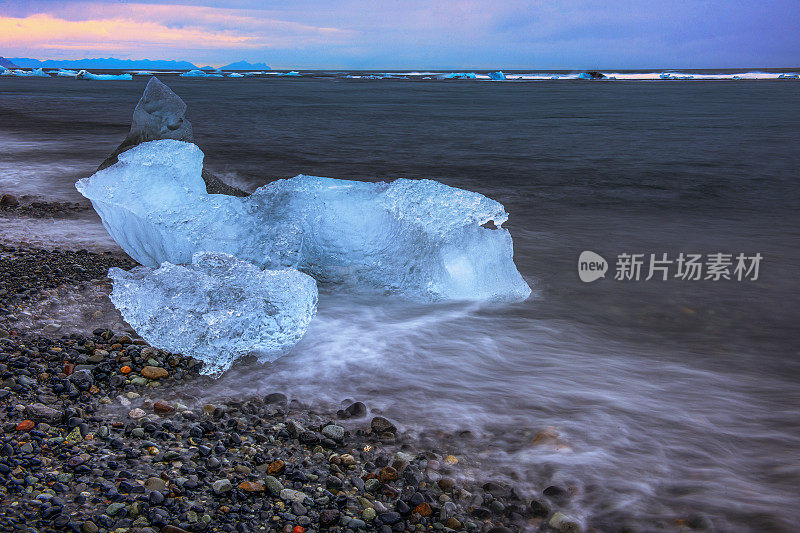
[440,72,478,79]
[227,72,244,78]
[76,70,132,81]
[77,140,531,302]
[488,71,506,81]
[55,69,79,77]
[180,69,224,78]
[578,71,606,80]
[1,68,50,77]
[109,251,318,375]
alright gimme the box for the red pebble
[293,527,305,533]
[16,420,34,431]
[63,363,74,376]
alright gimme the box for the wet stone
[371,416,397,434]
[322,424,345,442]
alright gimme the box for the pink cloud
[0,5,353,57]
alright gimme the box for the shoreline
[0,241,576,533]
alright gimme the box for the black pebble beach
[0,241,576,533]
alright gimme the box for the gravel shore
[0,242,579,533]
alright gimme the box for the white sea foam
[0,215,121,251]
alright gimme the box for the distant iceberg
[180,69,224,78]
[76,70,132,81]
[77,140,531,302]
[1,68,50,77]
[54,69,79,77]
[440,72,478,79]
[227,72,244,78]
[109,251,318,375]
[488,71,507,81]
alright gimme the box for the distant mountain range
[9,57,199,70]
[218,61,271,70]
[6,58,270,71]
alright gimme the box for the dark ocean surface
[1,75,799,531]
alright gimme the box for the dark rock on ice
[97,76,246,196]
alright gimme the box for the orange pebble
[120,366,131,374]
[293,527,305,533]
[16,420,34,431]
[414,503,433,517]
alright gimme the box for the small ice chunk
[180,69,224,78]
[440,72,478,79]
[488,71,506,81]
[76,70,132,81]
[109,251,318,375]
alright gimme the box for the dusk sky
[1,0,798,69]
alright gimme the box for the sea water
[1,75,799,531]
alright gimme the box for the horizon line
[4,58,800,72]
